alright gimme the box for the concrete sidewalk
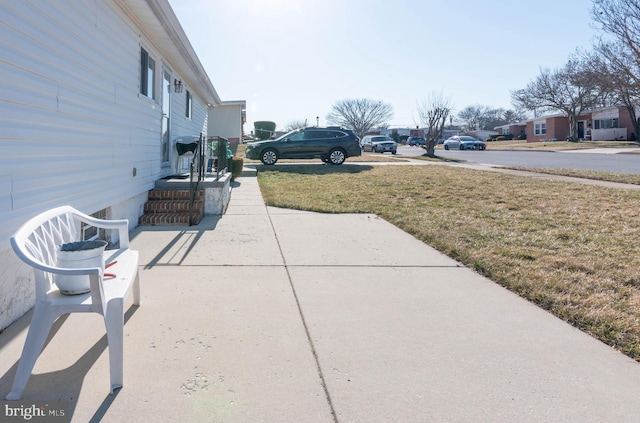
[2,167,640,422]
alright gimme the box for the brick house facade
[517,106,638,142]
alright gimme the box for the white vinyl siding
[0,0,219,332]
[172,87,208,139]
[0,0,163,248]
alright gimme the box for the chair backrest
[11,206,80,298]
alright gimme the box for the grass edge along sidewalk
[255,164,640,362]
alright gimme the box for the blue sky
[169,0,601,130]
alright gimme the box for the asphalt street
[395,145,640,174]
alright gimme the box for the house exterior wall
[510,124,526,139]
[0,0,215,330]
[523,108,640,142]
[619,106,635,139]
[527,119,545,142]
[527,116,574,142]
[549,117,570,140]
[171,86,209,172]
[208,102,246,145]
[590,107,627,140]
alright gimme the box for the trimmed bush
[254,121,276,140]
[231,157,244,180]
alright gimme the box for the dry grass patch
[507,167,640,186]
[484,140,640,151]
[257,164,640,360]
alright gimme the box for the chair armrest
[18,256,103,278]
[72,210,130,249]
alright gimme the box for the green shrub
[254,121,276,140]
[496,136,506,141]
[231,157,244,180]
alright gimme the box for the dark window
[288,131,306,141]
[594,118,618,129]
[140,48,155,99]
[186,90,192,118]
[306,131,330,139]
[81,209,107,241]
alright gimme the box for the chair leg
[5,305,59,400]
[132,272,141,306]
[104,298,124,394]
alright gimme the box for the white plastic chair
[5,205,141,400]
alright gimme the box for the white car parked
[443,136,486,150]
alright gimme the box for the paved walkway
[2,167,640,422]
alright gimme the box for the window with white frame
[185,90,192,118]
[140,47,156,99]
[593,118,619,129]
[534,122,547,136]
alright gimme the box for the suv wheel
[261,149,278,165]
[328,148,346,165]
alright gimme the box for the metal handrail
[188,134,205,225]
[207,136,229,181]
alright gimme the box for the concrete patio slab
[268,211,459,267]
[289,266,640,422]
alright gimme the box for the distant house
[209,100,247,146]
[0,0,243,330]
[495,122,527,139]
[515,105,638,142]
[590,105,636,141]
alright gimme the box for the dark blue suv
[245,127,361,165]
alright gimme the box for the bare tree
[326,98,393,138]
[458,105,528,131]
[588,41,640,139]
[284,120,307,131]
[457,105,489,131]
[503,108,529,125]
[592,0,640,58]
[417,93,452,157]
[511,55,602,141]
[592,0,640,141]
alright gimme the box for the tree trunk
[425,140,437,157]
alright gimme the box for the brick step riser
[148,190,204,201]
[144,200,203,214]
[139,188,205,226]
[138,212,204,226]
